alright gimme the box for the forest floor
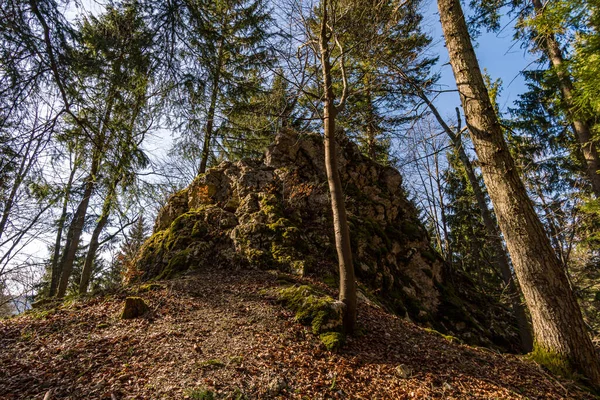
[0,267,597,399]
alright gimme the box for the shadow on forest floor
[0,267,595,399]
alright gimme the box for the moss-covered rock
[278,285,343,335]
[319,332,346,351]
[277,284,346,350]
[130,130,522,351]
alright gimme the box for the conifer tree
[175,0,273,174]
[55,2,153,298]
[219,72,292,161]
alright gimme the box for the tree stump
[121,297,150,319]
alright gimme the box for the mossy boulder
[278,285,344,335]
[278,284,345,350]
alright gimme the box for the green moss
[185,388,215,400]
[319,332,345,351]
[278,285,341,334]
[139,230,167,259]
[424,328,462,344]
[157,249,192,280]
[137,283,163,293]
[420,249,438,263]
[529,344,575,379]
[400,221,421,240]
[259,193,284,220]
[26,308,56,320]
[229,356,244,365]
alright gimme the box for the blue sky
[421,0,539,122]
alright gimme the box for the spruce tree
[55,2,153,297]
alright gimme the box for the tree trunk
[319,0,357,333]
[78,184,115,294]
[456,139,533,352]
[531,0,600,197]
[199,40,225,175]
[438,0,600,384]
[421,94,533,351]
[49,155,78,297]
[56,159,97,298]
[433,152,451,262]
[56,83,116,298]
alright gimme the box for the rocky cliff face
[132,131,521,351]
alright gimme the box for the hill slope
[131,131,521,351]
[0,268,593,399]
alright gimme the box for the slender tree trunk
[422,96,533,351]
[433,153,451,262]
[438,0,600,383]
[49,155,78,297]
[56,85,116,298]
[78,184,115,294]
[319,0,357,333]
[56,158,98,298]
[0,129,44,242]
[531,0,600,197]
[199,40,225,175]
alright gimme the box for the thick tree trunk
[55,83,117,297]
[199,41,225,175]
[49,157,78,297]
[531,0,600,197]
[319,0,357,333]
[438,0,600,384]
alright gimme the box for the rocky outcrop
[132,131,521,351]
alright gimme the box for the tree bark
[423,97,533,351]
[455,140,533,352]
[438,0,600,384]
[49,155,78,297]
[56,84,116,298]
[198,40,225,175]
[56,158,98,298]
[531,0,600,197]
[319,0,357,333]
[78,184,115,294]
